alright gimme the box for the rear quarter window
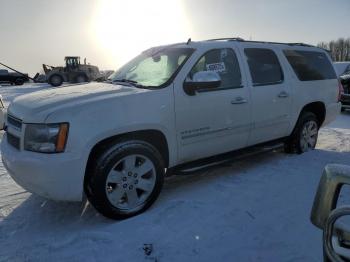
[283,50,336,81]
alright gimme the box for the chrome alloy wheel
[300,120,318,152]
[105,154,156,211]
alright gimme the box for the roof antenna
[187,38,191,45]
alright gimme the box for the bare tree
[317,37,350,61]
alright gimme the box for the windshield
[109,47,194,88]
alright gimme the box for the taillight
[338,79,344,102]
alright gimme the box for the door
[238,45,292,145]
[173,46,251,164]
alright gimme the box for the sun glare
[92,0,191,70]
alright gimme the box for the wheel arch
[84,129,170,188]
[299,101,326,127]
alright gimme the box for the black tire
[85,140,165,220]
[14,78,24,85]
[284,112,319,154]
[76,74,88,83]
[48,74,63,87]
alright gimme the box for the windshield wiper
[114,79,138,84]
[112,79,150,89]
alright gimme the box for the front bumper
[1,133,85,201]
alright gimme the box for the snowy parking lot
[0,83,350,261]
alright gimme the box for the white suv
[1,38,341,219]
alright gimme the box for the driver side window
[188,48,242,89]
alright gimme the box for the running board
[169,140,285,175]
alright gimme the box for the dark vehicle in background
[0,69,29,85]
[340,74,350,112]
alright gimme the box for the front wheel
[85,140,165,219]
[284,112,319,154]
[48,74,63,87]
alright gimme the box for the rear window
[283,50,336,81]
[244,48,284,86]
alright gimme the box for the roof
[202,37,316,47]
[142,38,323,55]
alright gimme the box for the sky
[0,0,349,76]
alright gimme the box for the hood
[8,82,145,122]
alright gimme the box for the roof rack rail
[242,40,316,47]
[204,38,316,48]
[286,43,315,47]
[206,37,245,42]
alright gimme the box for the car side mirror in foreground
[183,71,221,96]
[311,164,350,229]
[311,164,350,262]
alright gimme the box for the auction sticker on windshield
[206,62,226,73]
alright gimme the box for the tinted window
[245,48,284,86]
[188,48,242,89]
[283,50,336,81]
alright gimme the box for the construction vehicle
[43,56,102,87]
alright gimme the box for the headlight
[24,123,69,153]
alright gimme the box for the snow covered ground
[0,83,349,262]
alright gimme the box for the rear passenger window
[188,48,242,89]
[244,48,284,86]
[283,50,336,81]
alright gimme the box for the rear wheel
[48,74,63,87]
[85,140,165,219]
[284,112,319,154]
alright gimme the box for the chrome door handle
[278,91,289,98]
[231,97,247,104]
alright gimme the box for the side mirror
[310,164,350,261]
[183,71,221,96]
[311,164,350,229]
